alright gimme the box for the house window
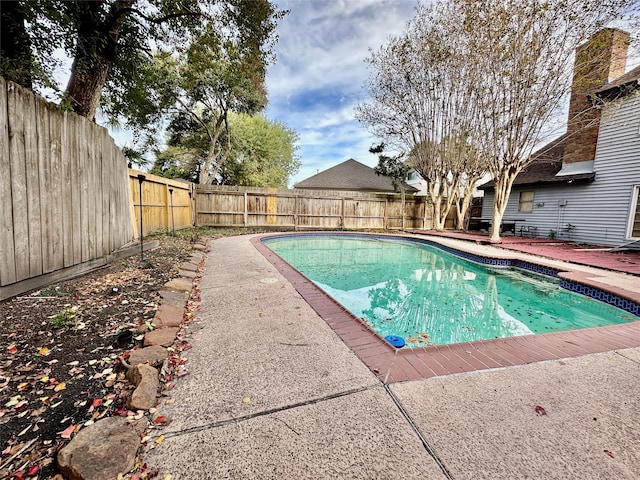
[629,186,640,238]
[519,191,534,212]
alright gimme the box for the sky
[263,0,421,187]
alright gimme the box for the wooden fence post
[165,183,171,230]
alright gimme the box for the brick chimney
[560,28,629,173]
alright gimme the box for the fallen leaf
[604,450,614,458]
[242,397,251,404]
[534,405,547,416]
[155,435,165,444]
[17,382,30,392]
[5,395,22,407]
[59,424,76,439]
[38,347,51,356]
[26,465,40,476]
[54,382,66,392]
[40,376,49,383]
[8,345,18,354]
[88,398,102,413]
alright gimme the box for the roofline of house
[478,174,596,191]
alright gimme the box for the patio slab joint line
[383,384,454,480]
[160,384,378,440]
[615,349,640,366]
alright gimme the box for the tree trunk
[0,1,33,88]
[65,0,133,119]
[456,183,475,230]
[400,186,406,231]
[489,170,517,243]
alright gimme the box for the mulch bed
[0,234,195,479]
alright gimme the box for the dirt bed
[0,234,195,479]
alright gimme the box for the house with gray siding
[480,29,640,247]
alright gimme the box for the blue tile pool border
[261,232,640,318]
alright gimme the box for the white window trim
[626,185,640,240]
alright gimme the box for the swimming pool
[263,234,638,348]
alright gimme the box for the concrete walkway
[145,234,640,479]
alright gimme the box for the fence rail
[196,186,434,230]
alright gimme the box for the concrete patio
[144,233,640,479]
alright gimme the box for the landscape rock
[189,251,204,263]
[192,243,208,252]
[179,269,197,279]
[180,261,198,272]
[128,345,168,367]
[163,278,193,293]
[144,327,179,347]
[127,364,160,410]
[158,289,189,307]
[153,304,183,328]
[57,417,148,480]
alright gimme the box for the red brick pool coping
[251,235,640,384]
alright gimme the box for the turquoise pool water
[264,235,638,347]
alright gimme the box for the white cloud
[266,0,420,186]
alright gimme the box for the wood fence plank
[69,114,82,265]
[0,77,17,285]
[78,117,90,261]
[48,102,65,271]
[97,128,107,249]
[23,85,43,278]
[86,121,97,260]
[35,95,55,274]
[7,82,31,281]
[117,152,131,246]
[61,112,74,267]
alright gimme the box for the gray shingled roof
[595,64,640,99]
[294,158,417,193]
[479,134,595,190]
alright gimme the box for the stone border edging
[56,240,209,480]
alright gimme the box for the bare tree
[455,0,630,242]
[357,0,632,240]
[356,3,488,231]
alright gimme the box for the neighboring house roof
[479,135,595,190]
[294,158,417,193]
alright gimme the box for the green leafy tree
[151,112,300,187]
[136,1,281,185]
[370,143,410,230]
[222,114,300,187]
[0,0,284,124]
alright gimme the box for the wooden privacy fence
[0,78,133,299]
[128,170,193,236]
[195,185,434,230]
